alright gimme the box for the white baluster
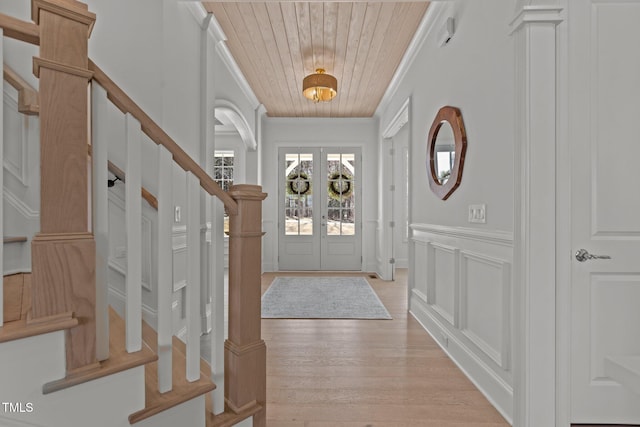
[125,113,142,352]
[91,83,110,360]
[0,29,4,327]
[210,196,226,413]
[157,145,173,392]
[186,172,201,382]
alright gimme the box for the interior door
[570,1,640,423]
[278,147,361,271]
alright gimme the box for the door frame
[277,146,363,271]
[379,97,411,282]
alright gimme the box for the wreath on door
[327,172,353,200]
[286,172,311,196]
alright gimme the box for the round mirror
[427,106,467,200]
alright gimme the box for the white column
[186,172,201,382]
[157,145,174,393]
[511,5,563,427]
[125,113,142,353]
[210,196,225,414]
[91,83,110,360]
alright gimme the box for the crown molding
[375,2,447,119]
[510,5,564,33]
[184,2,260,110]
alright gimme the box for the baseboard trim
[108,287,157,329]
[410,296,513,424]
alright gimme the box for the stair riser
[0,331,145,427]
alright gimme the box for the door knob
[575,248,611,262]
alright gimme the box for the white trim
[427,242,458,327]
[215,100,257,151]
[459,251,511,370]
[510,5,564,33]
[510,5,564,425]
[382,97,410,139]
[108,286,157,326]
[185,2,259,109]
[2,91,29,186]
[410,302,514,424]
[375,3,447,118]
[3,187,39,218]
[0,416,47,427]
[411,223,513,246]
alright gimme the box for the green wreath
[286,172,312,196]
[327,172,353,200]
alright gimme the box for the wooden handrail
[108,160,158,210]
[88,60,238,215]
[0,13,40,45]
[3,64,39,115]
[87,144,158,210]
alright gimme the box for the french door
[278,147,361,271]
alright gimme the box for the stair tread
[3,236,28,244]
[206,402,263,427]
[128,321,216,424]
[42,307,157,394]
[0,311,78,344]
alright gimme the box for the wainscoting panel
[410,223,513,422]
[460,251,510,369]
[429,242,458,327]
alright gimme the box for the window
[214,150,234,233]
[213,150,234,191]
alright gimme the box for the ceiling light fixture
[302,68,337,103]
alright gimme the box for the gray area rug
[261,276,392,319]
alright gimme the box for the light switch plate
[468,204,486,224]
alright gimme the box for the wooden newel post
[30,0,97,373]
[225,184,267,426]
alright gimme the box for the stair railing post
[29,0,98,373]
[225,184,267,426]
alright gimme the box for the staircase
[0,2,266,426]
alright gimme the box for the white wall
[378,0,515,422]
[261,117,378,272]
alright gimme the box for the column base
[31,232,96,371]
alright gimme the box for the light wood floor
[261,270,510,427]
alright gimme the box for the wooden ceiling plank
[352,2,406,116]
[295,3,314,76]
[234,2,287,115]
[321,2,339,117]
[329,2,352,117]
[251,2,300,116]
[264,2,306,117]
[281,2,313,116]
[342,2,382,116]
[336,2,367,117]
[210,3,272,111]
[371,2,429,115]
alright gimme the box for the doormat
[261,276,392,319]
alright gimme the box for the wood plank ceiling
[203,2,429,118]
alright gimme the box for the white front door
[278,147,361,271]
[570,1,640,423]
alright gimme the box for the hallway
[261,271,509,426]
